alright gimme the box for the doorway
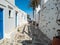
[0,8,3,39]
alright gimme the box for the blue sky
[15,0,33,18]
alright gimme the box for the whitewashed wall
[34,5,40,24]
[35,5,41,23]
[0,0,16,39]
[5,1,16,38]
[15,7,27,27]
[0,0,27,39]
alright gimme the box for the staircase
[30,25,51,45]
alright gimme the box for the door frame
[15,11,18,27]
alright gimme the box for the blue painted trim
[0,8,3,39]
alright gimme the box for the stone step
[33,39,48,44]
[32,41,48,45]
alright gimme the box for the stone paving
[0,23,51,45]
[28,23,51,45]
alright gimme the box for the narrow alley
[0,22,51,45]
[0,0,60,45]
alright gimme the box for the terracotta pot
[52,37,60,45]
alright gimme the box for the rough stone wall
[38,0,60,40]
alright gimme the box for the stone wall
[38,0,60,40]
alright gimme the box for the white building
[0,0,27,40]
[15,7,27,27]
[34,4,41,24]
[34,0,60,40]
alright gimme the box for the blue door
[0,8,3,39]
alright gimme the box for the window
[8,5,13,18]
[9,10,11,18]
